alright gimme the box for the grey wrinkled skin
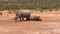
[14,9,31,22]
[29,16,41,21]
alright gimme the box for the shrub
[40,9,44,12]
[11,10,17,14]
[8,11,12,14]
[0,12,3,15]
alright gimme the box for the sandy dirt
[0,10,60,34]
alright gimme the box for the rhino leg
[26,17,30,20]
[20,17,24,21]
[26,15,30,20]
[19,17,21,21]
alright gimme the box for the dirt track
[0,10,60,34]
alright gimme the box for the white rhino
[14,9,31,22]
[29,16,42,21]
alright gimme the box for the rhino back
[17,9,31,17]
[17,9,31,14]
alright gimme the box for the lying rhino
[14,9,31,22]
[29,16,42,21]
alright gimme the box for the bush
[0,12,3,15]
[40,9,44,12]
[8,11,12,14]
[11,10,17,14]
[0,0,60,10]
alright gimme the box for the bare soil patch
[0,10,60,34]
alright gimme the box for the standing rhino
[14,9,31,22]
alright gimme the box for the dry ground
[0,10,60,34]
